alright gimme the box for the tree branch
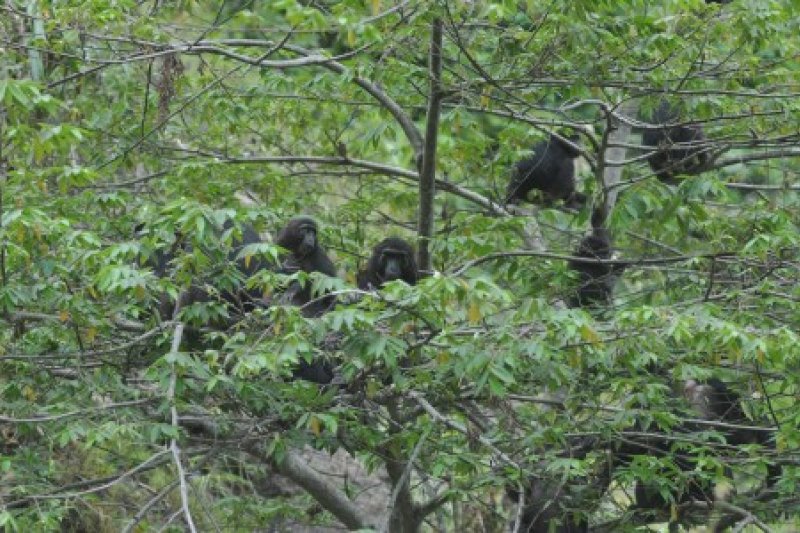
[263,449,375,531]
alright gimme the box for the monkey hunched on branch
[567,205,624,308]
[137,220,271,323]
[505,133,586,209]
[275,216,338,317]
[642,101,711,184]
[275,216,339,384]
[615,377,778,526]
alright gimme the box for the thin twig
[166,299,197,533]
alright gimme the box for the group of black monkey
[502,101,779,530]
[141,93,772,529]
[142,215,419,382]
[506,100,711,311]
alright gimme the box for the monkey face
[297,224,317,257]
[276,217,321,259]
[380,250,407,282]
[359,238,418,290]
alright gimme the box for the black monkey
[219,221,271,313]
[619,378,777,525]
[275,216,338,317]
[684,378,779,464]
[357,238,418,290]
[507,478,590,532]
[275,216,339,384]
[684,378,747,427]
[642,101,710,184]
[137,220,268,321]
[567,207,624,308]
[505,133,586,209]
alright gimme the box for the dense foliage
[1,1,799,531]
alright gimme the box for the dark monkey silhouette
[567,207,624,308]
[642,101,711,184]
[137,220,269,321]
[506,133,586,209]
[617,377,777,525]
[275,216,339,384]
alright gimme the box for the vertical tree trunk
[417,18,443,273]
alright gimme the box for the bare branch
[166,301,197,533]
[266,449,375,531]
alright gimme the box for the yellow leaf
[480,91,490,108]
[38,180,47,193]
[309,415,322,436]
[714,479,734,501]
[366,380,379,398]
[244,255,252,269]
[436,352,450,364]
[33,225,42,240]
[16,226,24,242]
[347,29,356,47]
[580,324,600,344]
[85,327,97,344]
[756,348,766,363]
[567,352,580,368]
[88,286,98,299]
[468,303,481,324]
[371,0,380,16]
[23,385,36,401]
[59,310,70,322]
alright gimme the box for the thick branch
[200,152,510,215]
[600,100,638,210]
[267,450,375,531]
[282,43,424,158]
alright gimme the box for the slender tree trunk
[417,18,443,273]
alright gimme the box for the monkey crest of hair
[505,133,587,209]
[642,101,711,184]
[358,237,418,290]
